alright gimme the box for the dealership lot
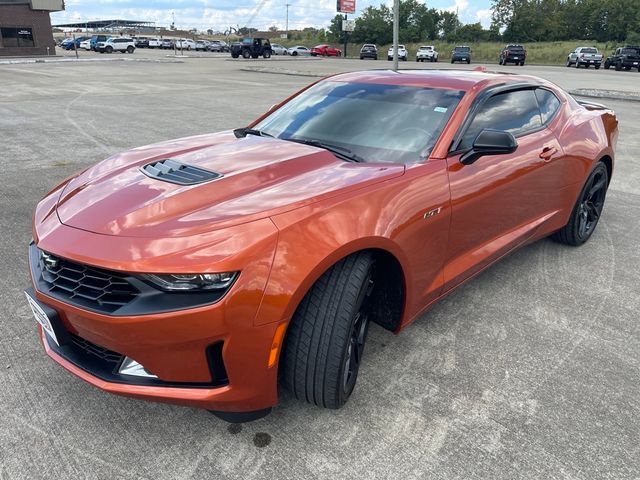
[0,57,638,479]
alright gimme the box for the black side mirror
[460,129,518,165]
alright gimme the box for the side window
[460,89,542,150]
[535,89,561,125]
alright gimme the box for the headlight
[141,272,239,292]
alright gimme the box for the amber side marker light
[268,323,287,368]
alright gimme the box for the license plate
[25,292,59,346]
[514,56,519,59]
[634,62,639,65]
[462,58,466,60]
[589,60,594,62]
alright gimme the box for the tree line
[327,0,640,45]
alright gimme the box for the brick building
[0,0,63,56]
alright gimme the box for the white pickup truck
[567,47,603,69]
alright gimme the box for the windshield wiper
[234,127,273,138]
[283,138,364,163]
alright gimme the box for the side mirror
[460,129,518,165]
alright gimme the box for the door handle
[539,146,558,161]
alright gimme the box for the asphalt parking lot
[0,54,638,479]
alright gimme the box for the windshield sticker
[434,107,448,113]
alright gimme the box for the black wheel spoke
[588,178,606,199]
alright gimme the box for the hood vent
[140,159,222,185]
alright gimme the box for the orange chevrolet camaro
[26,69,617,422]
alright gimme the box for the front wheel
[105,46,113,54]
[551,162,608,246]
[263,50,271,59]
[282,252,375,409]
[242,49,251,59]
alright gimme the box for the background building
[0,0,64,56]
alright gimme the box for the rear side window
[535,89,561,124]
[460,89,542,149]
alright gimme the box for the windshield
[622,48,639,55]
[254,81,464,164]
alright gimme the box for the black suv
[230,38,272,59]
[604,46,640,71]
[360,44,378,60]
[451,46,471,64]
[499,44,526,66]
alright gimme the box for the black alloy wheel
[552,162,608,246]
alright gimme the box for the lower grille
[70,333,123,365]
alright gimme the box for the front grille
[37,250,139,314]
[140,158,222,185]
[70,333,123,364]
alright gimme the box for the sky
[51,0,494,32]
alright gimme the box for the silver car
[287,46,310,56]
[271,43,287,55]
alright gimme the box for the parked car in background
[359,44,378,60]
[97,37,136,54]
[175,39,197,50]
[148,38,162,48]
[311,44,342,57]
[90,35,108,51]
[499,44,526,65]
[195,40,210,51]
[387,44,408,61]
[451,45,471,64]
[287,45,311,56]
[208,40,229,52]
[604,46,640,71]
[271,43,287,55]
[416,45,438,62]
[567,47,603,68]
[134,37,149,48]
[231,38,272,59]
[160,39,174,49]
[79,38,91,51]
[60,36,89,50]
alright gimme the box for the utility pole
[392,0,399,71]
[285,3,291,38]
[343,13,348,58]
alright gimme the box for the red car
[26,69,617,422]
[311,44,342,57]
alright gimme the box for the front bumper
[29,204,283,413]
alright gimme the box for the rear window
[581,48,597,53]
[455,47,470,52]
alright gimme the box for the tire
[520,61,525,66]
[604,60,610,69]
[625,66,631,71]
[231,53,239,58]
[467,59,471,64]
[242,49,251,59]
[263,50,271,59]
[451,59,454,63]
[575,61,580,68]
[374,56,377,60]
[281,252,375,409]
[595,65,600,70]
[292,51,298,56]
[105,46,113,54]
[499,58,503,65]
[551,162,608,246]
[566,59,572,67]
[615,61,621,71]
[360,56,363,60]
[127,46,134,54]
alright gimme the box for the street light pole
[285,3,290,38]
[392,0,399,71]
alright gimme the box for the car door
[443,87,564,291]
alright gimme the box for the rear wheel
[127,46,134,54]
[282,252,375,409]
[551,162,608,246]
[263,50,271,59]
[242,49,251,59]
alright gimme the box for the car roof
[328,69,546,92]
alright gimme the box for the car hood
[55,132,405,238]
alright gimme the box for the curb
[0,57,184,65]
[569,88,640,103]
[239,66,326,77]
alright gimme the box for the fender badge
[423,207,442,219]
